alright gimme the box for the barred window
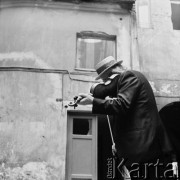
[136,0,151,28]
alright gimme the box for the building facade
[0,0,179,179]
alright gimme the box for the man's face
[101,75,109,82]
[101,69,112,82]
[101,65,123,82]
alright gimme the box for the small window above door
[76,31,116,71]
[73,118,92,135]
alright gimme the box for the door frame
[66,110,98,180]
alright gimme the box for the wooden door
[66,113,97,180]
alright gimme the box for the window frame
[75,31,117,72]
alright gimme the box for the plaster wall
[0,2,132,179]
[136,0,180,109]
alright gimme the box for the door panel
[72,139,92,174]
[66,113,97,180]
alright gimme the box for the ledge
[0,0,134,13]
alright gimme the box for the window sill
[74,68,96,72]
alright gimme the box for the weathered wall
[136,0,180,109]
[0,52,66,179]
[1,0,179,178]
[0,1,132,179]
[0,2,132,70]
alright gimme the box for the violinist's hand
[77,93,94,105]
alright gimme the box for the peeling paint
[160,84,172,94]
[149,80,180,97]
[0,162,58,180]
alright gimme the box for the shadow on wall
[159,101,180,160]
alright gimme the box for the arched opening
[159,101,180,160]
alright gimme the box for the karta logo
[116,159,179,179]
[106,157,116,179]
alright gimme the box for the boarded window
[171,0,180,30]
[76,32,116,71]
[136,0,151,28]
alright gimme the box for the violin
[66,96,83,109]
[65,74,120,109]
[90,74,120,99]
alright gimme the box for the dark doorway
[159,101,180,160]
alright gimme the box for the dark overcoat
[92,70,173,166]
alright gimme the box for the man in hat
[77,56,177,179]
